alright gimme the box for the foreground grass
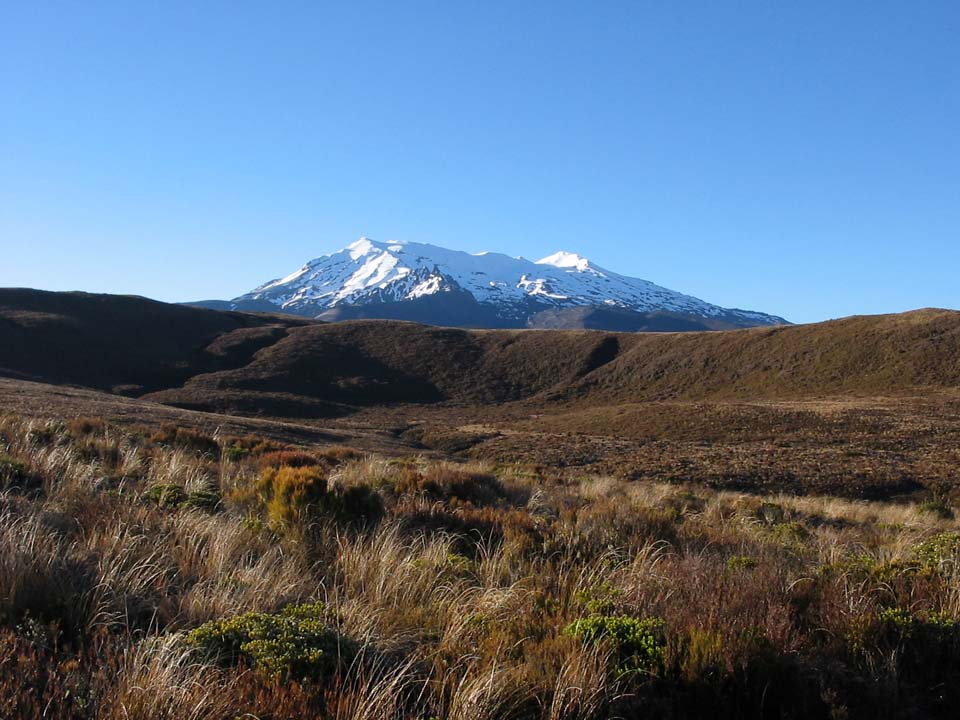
[2,416,960,718]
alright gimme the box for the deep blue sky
[2,2,957,323]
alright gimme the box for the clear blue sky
[2,2,957,323]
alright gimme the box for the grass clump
[185,602,353,681]
[565,615,666,676]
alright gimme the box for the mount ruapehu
[191,238,788,331]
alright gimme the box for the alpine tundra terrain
[2,288,960,719]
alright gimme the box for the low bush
[184,488,222,512]
[565,615,666,676]
[0,455,34,491]
[725,554,757,571]
[919,498,955,519]
[185,602,354,681]
[256,466,383,528]
[150,425,220,458]
[147,483,187,508]
[257,450,320,471]
[914,532,960,572]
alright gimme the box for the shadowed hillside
[1,289,958,417]
[0,289,310,396]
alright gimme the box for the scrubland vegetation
[2,416,960,719]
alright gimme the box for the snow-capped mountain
[216,238,787,331]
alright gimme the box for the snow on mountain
[229,237,786,328]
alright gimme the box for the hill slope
[1,290,958,418]
[0,289,310,395]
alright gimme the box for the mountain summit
[217,238,787,331]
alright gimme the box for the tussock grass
[4,416,960,718]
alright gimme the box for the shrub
[574,582,622,616]
[147,484,220,512]
[726,555,757,571]
[221,445,249,462]
[185,602,354,681]
[256,466,383,528]
[769,521,810,544]
[680,627,725,682]
[755,502,785,525]
[150,425,220,458]
[401,465,508,507]
[220,434,284,459]
[914,532,960,572]
[147,483,187,508]
[0,455,34,490]
[877,606,916,638]
[316,446,363,465]
[662,489,706,517]
[257,466,325,526]
[184,489,222,512]
[257,451,320,471]
[66,417,106,437]
[565,615,666,676]
[919,498,955,520]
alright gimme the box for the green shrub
[574,582,622,616]
[876,607,960,652]
[147,484,220,512]
[147,483,186,507]
[0,455,34,490]
[185,488,222,512]
[185,602,353,681]
[914,532,960,572]
[878,606,916,638]
[219,434,284,458]
[769,521,810,544]
[681,627,725,681]
[565,614,666,676]
[221,444,250,462]
[726,554,757,571]
[919,498,955,520]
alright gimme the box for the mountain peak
[537,251,591,271]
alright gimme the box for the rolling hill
[1,289,958,419]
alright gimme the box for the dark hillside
[1,290,958,417]
[0,289,310,395]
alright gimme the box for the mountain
[202,238,787,330]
